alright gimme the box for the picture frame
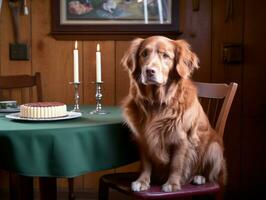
[51,0,181,40]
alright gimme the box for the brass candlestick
[90,82,109,115]
[69,82,81,113]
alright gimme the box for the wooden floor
[0,189,134,200]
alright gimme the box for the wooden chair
[0,72,43,200]
[0,72,43,103]
[98,82,238,200]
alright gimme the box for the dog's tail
[203,141,226,184]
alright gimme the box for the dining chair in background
[0,72,76,200]
[98,81,238,200]
[0,72,43,200]
[0,72,44,199]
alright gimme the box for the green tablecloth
[0,106,138,178]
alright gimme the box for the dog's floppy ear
[121,38,144,72]
[174,40,199,79]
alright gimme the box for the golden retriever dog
[121,36,226,192]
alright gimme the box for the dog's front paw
[162,182,181,192]
[192,175,206,185]
[131,180,150,192]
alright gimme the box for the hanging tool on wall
[9,0,29,60]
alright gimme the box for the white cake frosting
[20,102,67,119]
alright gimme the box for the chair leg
[19,176,34,200]
[68,178,75,200]
[39,177,57,200]
[9,173,34,200]
[9,173,19,200]
[214,190,224,200]
[98,178,109,200]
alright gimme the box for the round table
[0,105,138,199]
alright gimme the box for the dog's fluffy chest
[144,103,194,133]
[137,107,180,158]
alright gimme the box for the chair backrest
[194,82,238,138]
[0,72,43,103]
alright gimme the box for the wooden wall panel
[211,0,244,194]
[179,0,212,82]
[0,5,2,75]
[115,41,130,105]
[242,0,266,194]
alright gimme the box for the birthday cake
[20,102,67,119]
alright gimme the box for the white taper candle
[144,0,148,24]
[157,0,163,24]
[73,41,79,83]
[96,43,102,82]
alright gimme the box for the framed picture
[51,0,180,40]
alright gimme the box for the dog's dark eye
[141,50,148,58]
[163,53,170,59]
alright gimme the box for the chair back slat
[206,98,211,116]
[0,75,36,89]
[196,82,229,99]
[0,72,42,103]
[212,99,220,126]
[215,83,238,137]
[194,82,238,137]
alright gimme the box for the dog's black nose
[146,68,155,77]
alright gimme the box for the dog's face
[138,37,175,85]
[122,36,199,85]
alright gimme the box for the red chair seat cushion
[100,172,220,199]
